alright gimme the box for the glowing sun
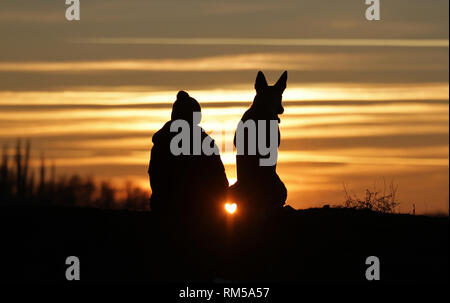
[225,203,237,214]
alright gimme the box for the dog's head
[252,71,287,117]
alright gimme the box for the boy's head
[171,91,201,124]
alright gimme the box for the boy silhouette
[148,91,228,217]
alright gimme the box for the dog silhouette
[230,71,288,217]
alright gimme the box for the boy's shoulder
[152,121,173,144]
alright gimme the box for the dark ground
[0,205,448,283]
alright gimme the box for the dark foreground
[0,205,448,283]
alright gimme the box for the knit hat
[171,91,201,124]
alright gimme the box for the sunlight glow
[225,203,237,214]
[0,83,447,107]
[227,178,237,186]
[0,80,448,215]
[3,51,447,73]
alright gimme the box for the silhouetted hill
[0,205,447,283]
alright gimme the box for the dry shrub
[342,180,400,213]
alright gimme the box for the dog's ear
[255,71,268,93]
[274,71,288,93]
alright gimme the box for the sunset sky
[0,0,448,214]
